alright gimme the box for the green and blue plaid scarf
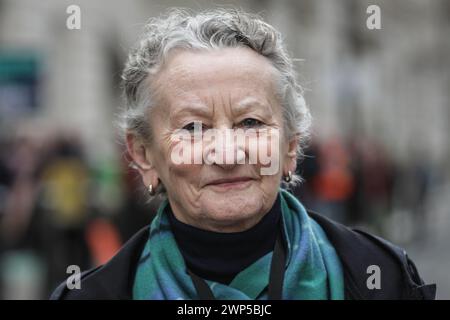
[133,189,344,300]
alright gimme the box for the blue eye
[240,118,263,128]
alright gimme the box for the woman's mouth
[205,177,254,190]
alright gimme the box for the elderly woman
[51,8,435,300]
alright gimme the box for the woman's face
[128,47,298,232]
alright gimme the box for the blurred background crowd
[0,0,449,299]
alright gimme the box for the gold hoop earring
[285,171,292,182]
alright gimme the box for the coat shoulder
[50,226,150,300]
[307,210,436,300]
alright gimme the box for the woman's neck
[167,194,281,285]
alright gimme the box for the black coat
[50,211,436,300]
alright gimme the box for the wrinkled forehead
[151,47,281,107]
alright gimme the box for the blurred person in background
[0,131,93,298]
[50,8,435,300]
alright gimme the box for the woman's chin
[200,192,263,230]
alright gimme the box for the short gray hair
[118,8,312,197]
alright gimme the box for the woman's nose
[204,127,246,168]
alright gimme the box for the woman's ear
[125,131,159,188]
[283,134,299,175]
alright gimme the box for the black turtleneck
[167,194,281,285]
